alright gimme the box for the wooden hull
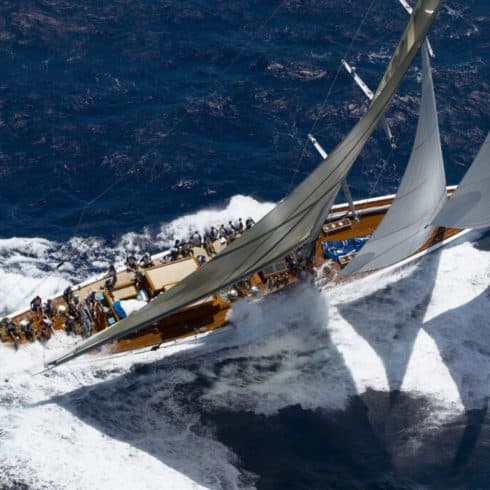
[1,187,466,356]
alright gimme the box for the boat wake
[0,196,489,489]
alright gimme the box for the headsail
[48,0,442,368]
[342,41,446,276]
[432,133,490,229]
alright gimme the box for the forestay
[48,0,442,368]
[342,41,446,276]
[433,133,490,229]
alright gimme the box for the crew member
[204,236,216,256]
[39,317,53,341]
[125,254,138,271]
[181,240,193,257]
[63,286,73,304]
[20,319,34,341]
[245,217,255,229]
[64,316,75,335]
[30,296,43,317]
[44,299,55,318]
[105,265,117,290]
[85,290,96,309]
[139,253,154,268]
[68,295,80,318]
[6,318,18,346]
[134,270,145,289]
[170,240,180,261]
[209,226,219,241]
[190,230,202,247]
[231,218,243,233]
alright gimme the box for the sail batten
[432,133,490,229]
[48,0,442,368]
[341,41,447,276]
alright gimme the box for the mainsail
[433,133,490,229]
[341,41,446,276]
[48,0,442,368]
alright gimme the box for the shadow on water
[335,232,490,487]
[40,284,368,489]
[36,235,489,489]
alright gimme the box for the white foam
[0,195,488,489]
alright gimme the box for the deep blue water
[0,1,489,488]
[0,0,488,241]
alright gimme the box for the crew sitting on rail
[44,299,55,318]
[170,240,181,261]
[209,226,219,241]
[231,218,243,233]
[218,224,227,239]
[181,240,193,257]
[219,224,232,243]
[226,222,236,240]
[190,230,202,247]
[63,286,73,304]
[125,254,138,271]
[105,265,117,290]
[30,295,43,318]
[204,236,217,256]
[139,253,154,268]
[20,319,34,341]
[245,217,255,229]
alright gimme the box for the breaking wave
[0,195,489,489]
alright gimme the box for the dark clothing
[63,286,73,303]
[125,255,138,270]
[139,255,154,268]
[105,266,117,290]
[64,317,75,334]
[30,296,42,314]
[170,247,179,261]
[85,292,96,308]
[44,300,54,318]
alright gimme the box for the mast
[341,59,396,148]
[308,134,359,222]
[47,0,443,368]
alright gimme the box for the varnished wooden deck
[1,188,464,356]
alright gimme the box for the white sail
[433,133,490,229]
[342,41,446,276]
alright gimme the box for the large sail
[48,0,442,368]
[342,41,446,276]
[432,133,490,229]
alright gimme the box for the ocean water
[0,1,489,489]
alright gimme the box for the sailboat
[1,0,488,368]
